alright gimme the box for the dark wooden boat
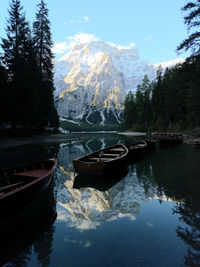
[0,157,57,211]
[187,140,200,149]
[73,144,128,175]
[145,139,157,149]
[127,140,147,156]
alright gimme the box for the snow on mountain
[53,41,182,126]
[154,58,185,68]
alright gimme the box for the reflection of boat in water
[73,144,128,175]
[0,182,57,266]
[73,166,128,191]
[0,157,57,214]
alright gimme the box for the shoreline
[0,133,81,151]
[1,130,198,151]
[0,131,146,150]
[117,131,146,136]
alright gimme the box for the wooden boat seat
[100,158,115,161]
[101,153,119,157]
[87,157,115,162]
[109,148,124,152]
[13,168,50,178]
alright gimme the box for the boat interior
[80,147,126,163]
[0,160,53,194]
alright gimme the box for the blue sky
[0,0,190,64]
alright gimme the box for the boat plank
[100,153,119,157]
[13,169,50,178]
[109,148,124,152]
[0,182,24,193]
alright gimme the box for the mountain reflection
[56,137,200,265]
[56,139,158,231]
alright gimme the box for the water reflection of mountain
[56,138,200,266]
[56,140,158,230]
[0,182,57,266]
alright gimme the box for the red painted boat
[0,157,57,212]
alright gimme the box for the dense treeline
[123,58,200,131]
[123,0,200,132]
[0,0,58,130]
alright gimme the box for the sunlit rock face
[53,41,157,125]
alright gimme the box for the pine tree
[33,0,58,128]
[1,0,30,81]
[177,0,200,58]
[140,75,152,129]
[151,65,164,129]
[123,91,135,129]
[33,0,54,82]
[135,85,145,129]
[1,0,31,126]
[0,59,9,124]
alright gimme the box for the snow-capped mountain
[53,41,182,126]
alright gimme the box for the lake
[0,133,200,267]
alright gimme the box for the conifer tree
[0,59,9,124]
[177,0,200,58]
[1,0,30,81]
[33,0,58,128]
[152,65,164,128]
[135,85,145,128]
[33,0,54,83]
[1,0,31,126]
[139,75,152,129]
[123,91,135,129]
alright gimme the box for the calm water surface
[0,133,200,267]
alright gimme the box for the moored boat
[127,140,147,157]
[187,140,200,149]
[0,157,57,211]
[145,139,157,149]
[73,144,128,175]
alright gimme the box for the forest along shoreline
[1,130,199,151]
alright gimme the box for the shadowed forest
[123,1,200,132]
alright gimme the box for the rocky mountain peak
[53,41,180,126]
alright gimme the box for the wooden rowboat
[0,157,57,211]
[187,140,200,149]
[145,139,157,149]
[73,144,128,175]
[127,140,147,156]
